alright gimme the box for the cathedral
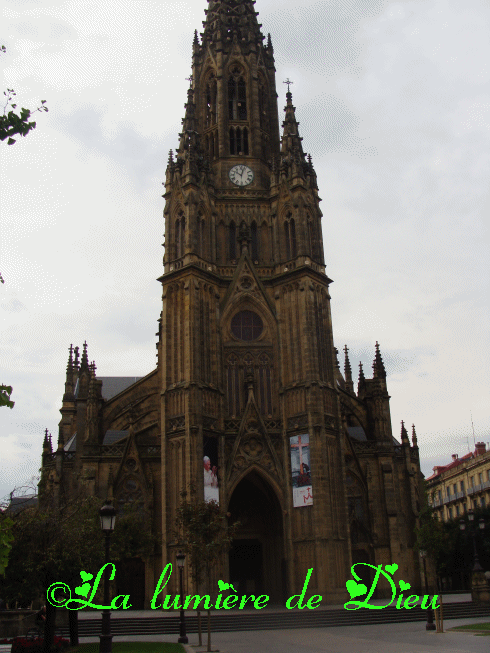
[40,0,423,608]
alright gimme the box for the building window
[175,213,186,259]
[456,505,460,516]
[479,472,483,485]
[229,126,249,155]
[205,78,217,128]
[231,310,263,341]
[453,483,457,494]
[460,480,465,492]
[284,214,297,260]
[448,507,453,519]
[438,490,442,501]
[481,496,486,507]
[228,72,247,121]
[258,353,273,417]
[447,487,450,497]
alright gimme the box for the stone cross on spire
[283,78,294,93]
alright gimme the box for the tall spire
[63,344,75,402]
[400,420,409,444]
[411,424,418,448]
[343,345,354,394]
[201,0,265,48]
[372,341,386,379]
[80,341,89,372]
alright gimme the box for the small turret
[372,341,386,379]
[401,420,409,445]
[357,361,365,398]
[411,424,418,448]
[344,345,354,394]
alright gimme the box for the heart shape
[218,579,236,593]
[346,579,368,599]
[399,580,411,592]
[75,582,91,598]
[385,563,398,575]
[80,571,93,583]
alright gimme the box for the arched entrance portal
[228,471,285,602]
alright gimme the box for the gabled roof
[425,451,474,481]
[98,377,144,401]
[102,430,128,446]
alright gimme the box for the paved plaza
[77,594,490,653]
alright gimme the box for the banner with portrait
[203,435,219,503]
[289,433,313,507]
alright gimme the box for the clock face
[229,164,254,187]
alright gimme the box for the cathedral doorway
[116,558,145,609]
[227,470,284,602]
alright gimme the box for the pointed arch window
[197,213,206,258]
[258,353,273,417]
[284,214,297,260]
[175,213,186,259]
[205,77,217,128]
[228,70,247,121]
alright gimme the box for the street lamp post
[176,551,188,644]
[419,550,436,630]
[460,510,485,574]
[99,500,116,653]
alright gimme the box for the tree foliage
[175,488,238,591]
[1,46,48,146]
[0,515,14,575]
[0,384,14,409]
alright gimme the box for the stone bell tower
[158,0,349,603]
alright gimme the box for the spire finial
[401,420,409,443]
[67,344,74,371]
[73,346,80,370]
[412,424,418,447]
[193,29,199,46]
[372,341,386,379]
[283,78,294,94]
[186,75,194,90]
[358,361,365,382]
[343,345,354,393]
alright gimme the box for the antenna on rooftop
[471,412,476,448]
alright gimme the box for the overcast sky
[1,0,489,503]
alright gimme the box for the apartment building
[426,442,490,521]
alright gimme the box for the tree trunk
[42,602,55,653]
[68,609,79,646]
[207,608,211,652]
[197,609,202,646]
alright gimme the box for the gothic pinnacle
[401,420,409,443]
[412,424,418,447]
[344,345,354,394]
[80,340,89,370]
[358,361,365,383]
[372,341,386,379]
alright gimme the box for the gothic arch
[226,464,284,511]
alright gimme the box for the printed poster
[290,433,313,507]
[203,435,219,503]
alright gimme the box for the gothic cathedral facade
[40,0,423,607]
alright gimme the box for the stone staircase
[61,601,490,638]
